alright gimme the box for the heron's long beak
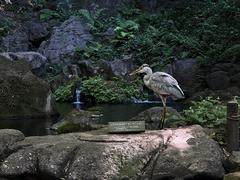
[129,70,138,76]
[129,68,141,76]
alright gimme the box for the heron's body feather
[143,71,184,100]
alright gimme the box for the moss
[56,121,94,134]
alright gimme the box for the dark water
[0,99,185,136]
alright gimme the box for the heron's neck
[143,68,152,86]
[145,67,152,76]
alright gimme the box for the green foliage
[75,42,115,61]
[75,0,240,68]
[0,17,15,37]
[73,8,107,33]
[39,9,62,21]
[81,76,143,104]
[113,20,139,44]
[54,78,80,102]
[54,84,73,102]
[183,97,226,128]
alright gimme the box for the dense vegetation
[72,0,240,68]
[38,0,240,103]
[2,0,240,104]
[183,96,227,144]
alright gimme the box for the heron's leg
[158,96,167,129]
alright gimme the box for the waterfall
[73,88,83,110]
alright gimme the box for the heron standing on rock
[130,64,184,129]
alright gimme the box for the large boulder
[77,57,134,80]
[206,71,230,90]
[224,172,240,180]
[0,55,57,118]
[0,21,49,52]
[0,129,25,161]
[224,151,240,173]
[38,16,93,64]
[51,109,104,134]
[164,59,200,96]
[0,52,47,76]
[131,106,186,129]
[0,125,225,179]
[0,29,29,52]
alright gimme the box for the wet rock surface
[0,125,225,180]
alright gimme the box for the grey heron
[130,64,184,129]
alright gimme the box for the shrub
[183,96,227,145]
[182,97,226,128]
[81,76,143,104]
[54,78,80,102]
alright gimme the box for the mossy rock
[51,109,105,134]
[131,106,186,129]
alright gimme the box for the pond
[0,99,185,136]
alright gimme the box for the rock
[77,57,134,80]
[77,60,97,78]
[1,29,29,52]
[230,73,240,87]
[24,21,49,43]
[0,129,25,161]
[109,57,134,79]
[0,52,47,76]
[62,64,79,78]
[38,16,93,64]
[191,87,240,101]
[49,64,80,91]
[131,107,186,129]
[224,172,240,180]
[0,20,49,52]
[206,71,230,90]
[164,59,200,96]
[0,125,225,179]
[0,55,57,118]
[211,63,234,72]
[224,151,240,172]
[51,109,104,134]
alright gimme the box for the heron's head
[129,64,152,76]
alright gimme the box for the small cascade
[133,98,161,104]
[73,88,84,110]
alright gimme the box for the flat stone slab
[0,125,225,180]
[108,121,145,133]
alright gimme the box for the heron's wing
[150,72,184,99]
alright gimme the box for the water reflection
[0,100,185,136]
[0,117,59,136]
